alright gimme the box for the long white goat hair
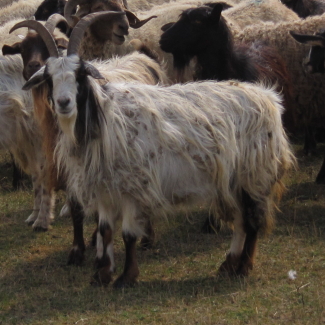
[0,54,54,230]
[0,0,43,27]
[54,73,294,233]
[0,55,39,169]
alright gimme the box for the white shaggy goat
[0,0,43,27]
[66,0,298,82]
[0,54,52,230]
[24,14,295,286]
[14,13,168,262]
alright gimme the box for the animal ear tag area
[18,34,25,40]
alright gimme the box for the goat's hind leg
[114,199,142,289]
[219,210,246,276]
[235,190,260,276]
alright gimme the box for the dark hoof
[67,248,85,266]
[33,226,48,232]
[91,267,113,286]
[235,264,251,277]
[201,217,221,234]
[113,275,138,289]
[140,235,154,250]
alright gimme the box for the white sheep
[23,18,295,286]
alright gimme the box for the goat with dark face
[2,15,68,80]
[35,0,66,20]
[290,30,325,74]
[291,29,325,184]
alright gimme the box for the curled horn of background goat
[64,0,83,27]
[9,20,59,58]
[45,13,69,34]
[67,11,126,55]
[124,10,157,29]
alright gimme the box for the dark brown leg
[93,223,114,286]
[235,190,259,276]
[113,232,139,288]
[68,198,86,266]
[140,218,155,250]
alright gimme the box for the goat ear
[125,10,157,29]
[2,43,21,56]
[205,2,233,10]
[161,22,175,32]
[84,62,105,80]
[22,66,48,91]
[55,37,69,49]
[290,31,325,47]
[209,3,223,25]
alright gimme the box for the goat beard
[58,111,78,144]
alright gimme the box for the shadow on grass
[0,244,248,324]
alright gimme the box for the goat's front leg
[32,185,55,231]
[113,232,139,288]
[67,198,86,266]
[25,174,42,226]
[92,201,117,286]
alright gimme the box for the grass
[0,143,325,325]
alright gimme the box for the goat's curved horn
[125,10,157,29]
[67,11,126,56]
[9,20,59,58]
[64,0,81,27]
[45,14,69,34]
[123,0,128,9]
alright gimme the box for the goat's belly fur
[55,80,294,232]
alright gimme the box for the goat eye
[194,20,202,25]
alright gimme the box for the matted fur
[236,13,325,131]
[0,0,43,27]
[48,60,294,236]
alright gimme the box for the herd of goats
[0,0,325,288]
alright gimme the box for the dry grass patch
[0,143,325,324]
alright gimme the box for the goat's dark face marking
[290,30,325,74]
[3,32,50,80]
